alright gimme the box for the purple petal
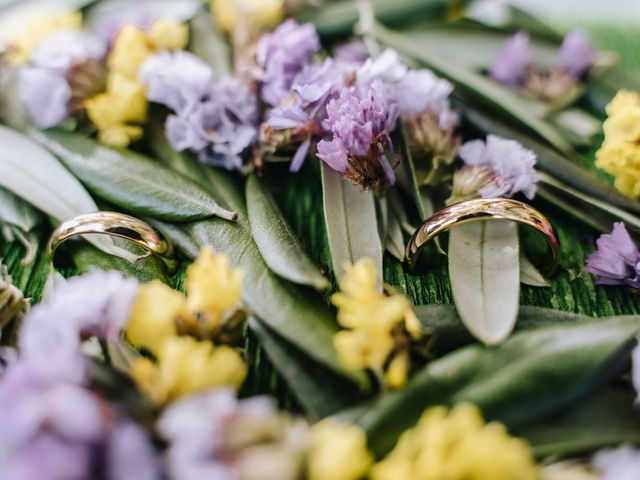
[557,30,595,77]
[489,31,533,86]
[317,138,348,172]
[17,68,71,128]
[290,138,312,172]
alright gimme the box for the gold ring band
[48,212,173,261]
[405,198,559,274]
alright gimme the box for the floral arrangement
[1,0,640,478]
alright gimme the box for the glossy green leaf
[519,254,550,288]
[145,218,200,260]
[30,129,237,222]
[246,175,329,290]
[449,221,520,345]
[249,316,362,420]
[341,312,640,456]
[0,185,42,232]
[514,387,640,458]
[189,9,232,79]
[373,23,574,154]
[321,163,383,288]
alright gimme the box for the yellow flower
[211,0,284,34]
[5,10,82,65]
[147,19,189,51]
[126,280,185,355]
[596,90,640,198]
[186,247,244,332]
[108,24,153,80]
[84,73,148,148]
[332,258,423,387]
[307,419,373,480]
[372,403,538,480]
[131,336,246,404]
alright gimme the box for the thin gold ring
[48,212,173,262]
[405,198,559,274]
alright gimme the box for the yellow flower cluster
[332,258,424,388]
[211,0,284,34]
[595,90,640,198]
[84,20,188,148]
[307,419,373,480]
[5,10,82,65]
[372,403,538,480]
[126,248,246,404]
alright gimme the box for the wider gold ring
[48,212,173,263]
[405,198,559,274]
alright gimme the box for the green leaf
[30,129,237,222]
[321,163,383,287]
[0,185,42,232]
[448,222,520,345]
[295,0,474,38]
[372,23,574,154]
[249,316,362,420]
[246,175,329,290]
[519,253,550,288]
[514,386,640,458]
[189,9,232,79]
[145,217,200,259]
[188,216,366,386]
[341,312,640,456]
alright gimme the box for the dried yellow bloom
[186,247,244,332]
[125,280,184,355]
[211,0,284,33]
[307,419,373,480]
[5,10,82,65]
[131,336,246,404]
[147,19,189,51]
[84,73,148,148]
[596,90,640,198]
[372,403,538,480]
[108,24,153,80]
[332,258,423,387]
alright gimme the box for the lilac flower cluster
[0,272,159,479]
[257,21,458,188]
[585,222,640,288]
[141,50,259,171]
[456,135,538,200]
[489,30,596,99]
[158,388,309,480]
[17,30,107,128]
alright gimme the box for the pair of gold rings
[49,198,558,273]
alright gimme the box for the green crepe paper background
[1,22,639,404]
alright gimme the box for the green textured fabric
[1,23,639,400]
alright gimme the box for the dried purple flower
[256,19,320,107]
[140,50,213,112]
[556,30,596,78]
[17,68,71,128]
[30,30,107,72]
[355,49,408,90]
[395,69,456,128]
[489,31,533,87]
[333,40,369,71]
[158,389,308,480]
[317,80,400,188]
[264,58,343,171]
[585,222,640,288]
[165,77,259,171]
[458,135,538,199]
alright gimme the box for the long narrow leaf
[321,164,383,287]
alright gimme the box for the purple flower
[166,78,259,171]
[556,30,595,78]
[395,69,456,128]
[17,67,71,128]
[458,135,538,199]
[265,58,343,171]
[158,389,308,480]
[593,445,640,479]
[333,40,369,71]
[140,50,213,112]
[105,419,161,480]
[30,30,107,72]
[585,222,640,288]
[355,48,407,91]
[489,31,533,86]
[256,19,320,107]
[317,80,400,188]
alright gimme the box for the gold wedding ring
[405,198,559,274]
[48,212,173,263]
